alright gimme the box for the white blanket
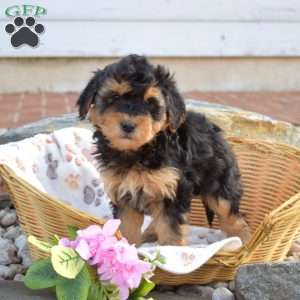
[0,127,242,274]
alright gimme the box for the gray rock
[212,287,235,300]
[0,128,7,135]
[198,286,215,299]
[0,227,5,237]
[156,285,176,293]
[196,227,211,239]
[0,193,11,209]
[1,99,300,149]
[186,99,300,148]
[235,262,300,300]
[0,280,55,299]
[15,235,32,267]
[228,281,235,292]
[198,238,209,245]
[1,211,17,227]
[0,265,16,279]
[0,238,19,265]
[13,273,24,281]
[15,234,27,250]
[0,113,89,145]
[4,225,22,241]
[207,233,221,244]
[0,208,9,220]
[176,285,214,299]
[9,264,26,275]
[213,282,229,289]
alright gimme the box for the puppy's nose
[121,122,136,134]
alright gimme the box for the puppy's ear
[77,70,102,120]
[155,65,186,132]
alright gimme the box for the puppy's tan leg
[117,205,144,246]
[147,205,187,246]
[206,197,251,243]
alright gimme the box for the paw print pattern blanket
[0,127,242,274]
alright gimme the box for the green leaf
[88,281,105,300]
[50,234,60,246]
[103,284,120,300]
[152,251,166,265]
[51,245,85,279]
[130,279,155,299]
[28,236,52,253]
[67,225,78,240]
[56,266,91,300]
[24,258,58,290]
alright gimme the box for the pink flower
[59,219,151,300]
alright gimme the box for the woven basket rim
[1,136,300,267]
[0,164,105,226]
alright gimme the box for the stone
[14,234,26,250]
[15,235,32,268]
[1,211,17,227]
[3,225,22,241]
[176,285,214,299]
[198,238,209,245]
[212,287,235,300]
[186,99,300,148]
[0,208,9,220]
[228,281,235,292]
[156,285,176,293]
[0,193,11,209]
[1,100,300,149]
[13,274,24,281]
[195,227,211,239]
[235,262,300,300]
[0,227,5,237]
[0,237,19,265]
[0,113,89,145]
[9,264,26,275]
[207,233,222,244]
[0,128,7,136]
[0,281,55,300]
[213,282,229,289]
[0,265,16,279]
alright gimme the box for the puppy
[77,54,251,245]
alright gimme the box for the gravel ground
[0,195,31,281]
[1,192,299,300]
[0,193,237,299]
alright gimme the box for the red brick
[1,91,300,129]
[183,91,300,124]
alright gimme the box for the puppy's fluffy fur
[77,55,250,245]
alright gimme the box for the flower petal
[75,239,91,260]
[77,225,102,238]
[59,238,71,247]
[118,284,129,300]
[102,219,121,236]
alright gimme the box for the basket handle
[240,191,300,264]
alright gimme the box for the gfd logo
[4,5,47,48]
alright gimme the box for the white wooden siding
[0,0,299,57]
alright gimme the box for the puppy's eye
[111,94,120,101]
[107,94,120,103]
[147,97,158,105]
[103,94,119,105]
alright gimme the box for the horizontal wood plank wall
[0,0,299,57]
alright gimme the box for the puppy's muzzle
[120,121,136,134]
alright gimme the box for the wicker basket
[1,137,300,285]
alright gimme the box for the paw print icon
[5,16,45,48]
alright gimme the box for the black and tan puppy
[77,54,251,245]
